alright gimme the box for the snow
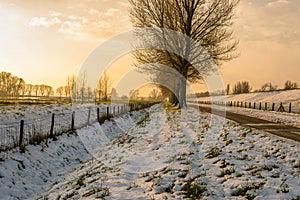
[1,104,297,199]
[0,104,129,151]
[0,107,147,199]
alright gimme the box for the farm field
[0,104,299,199]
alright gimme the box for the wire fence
[0,103,156,152]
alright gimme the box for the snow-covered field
[0,104,128,151]
[0,108,146,199]
[1,104,299,199]
[193,89,300,113]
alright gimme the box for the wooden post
[289,103,292,113]
[272,103,275,111]
[278,103,285,112]
[106,106,109,117]
[50,113,55,137]
[87,108,91,124]
[241,102,243,107]
[249,102,251,108]
[96,108,100,122]
[253,102,256,109]
[19,120,24,147]
[265,102,268,110]
[71,111,75,130]
[259,102,262,110]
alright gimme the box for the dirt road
[189,104,300,142]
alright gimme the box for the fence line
[0,102,156,152]
[196,100,296,113]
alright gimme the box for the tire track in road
[189,104,300,142]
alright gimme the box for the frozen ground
[0,108,146,199]
[0,103,128,150]
[1,104,298,199]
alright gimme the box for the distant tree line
[0,71,54,97]
[191,80,299,98]
[56,71,124,103]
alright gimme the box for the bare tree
[95,71,112,101]
[26,84,33,96]
[129,0,239,108]
[111,88,118,100]
[284,80,298,90]
[232,81,251,94]
[130,89,140,100]
[0,71,26,97]
[33,85,40,96]
[261,82,277,92]
[56,86,64,97]
[226,84,230,95]
[39,84,47,96]
[149,88,161,100]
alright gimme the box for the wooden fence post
[71,111,75,131]
[289,103,292,113]
[259,102,262,110]
[50,113,55,138]
[106,106,109,117]
[265,103,268,110]
[249,102,251,108]
[87,108,91,124]
[96,108,100,122]
[253,102,256,109]
[19,120,24,148]
[272,103,275,111]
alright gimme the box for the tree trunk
[179,77,187,109]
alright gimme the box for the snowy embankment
[189,89,300,128]
[37,104,299,199]
[0,109,147,199]
[191,103,300,128]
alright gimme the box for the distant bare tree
[26,84,33,96]
[0,71,26,97]
[111,88,118,100]
[39,84,47,96]
[95,72,112,101]
[67,75,76,98]
[130,89,139,100]
[33,85,40,96]
[149,88,161,100]
[284,80,298,90]
[233,81,251,94]
[261,82,277,92]
[56,86,64,97]
[226,84,230,95]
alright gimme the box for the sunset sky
[0,0,299,95]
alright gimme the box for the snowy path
[39,104,300,199]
